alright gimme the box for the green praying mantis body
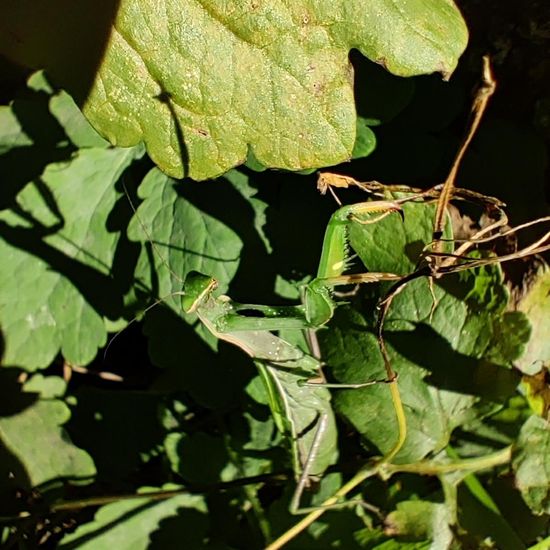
[181,270,339,511]
[175,199,409,512]
[126,181,407,512]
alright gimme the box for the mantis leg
[289,413,382,516]
[302,374,396,389]
[215,271,403,334]
[289,412,330,515]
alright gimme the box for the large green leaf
[127,167,244,365]
[128,167,243,303]
[0,0,467,179]
[323,202,528,462]
[0,146,142,370]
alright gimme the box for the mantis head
[182,271,218,313]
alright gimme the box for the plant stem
[382,446,512,477]
[266,446,513,550]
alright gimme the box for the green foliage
[0,11,549,550]
[127,168,243,322]
[516,266,550,375]
[513,416,550,516]
[327,203,528,463]
[0,0,467,179]
[59,489,208,549]
[0,374,96,512]
[0,146,142,369]
[385,500,454,546]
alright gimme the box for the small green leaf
[59,489,208,549]
[244,148,268,173]
[486,312,531,366]
[49,89,109,149]
[237,410,278,453]
[0,103,33,154]
[0,386,95,500]
[385,500,454,546]
[246,373,272,407]
[516,265,550,374]
[512,415,550,515]
[165,432,237,484]
[22,374,67,399]
[351,117,377,160]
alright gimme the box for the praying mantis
[180,270,338,512]
[174,197,408,511]
[125,57,497,521]
[124,181,408,513]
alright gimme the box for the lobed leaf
[127,167,244,364]
[0,375,95,505]
[0,0,468,179]
[129,168,243,303]
[516,265,550,375]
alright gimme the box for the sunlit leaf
[0,0,467,179]
[516,265,550,375]
[0,378,95,505]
